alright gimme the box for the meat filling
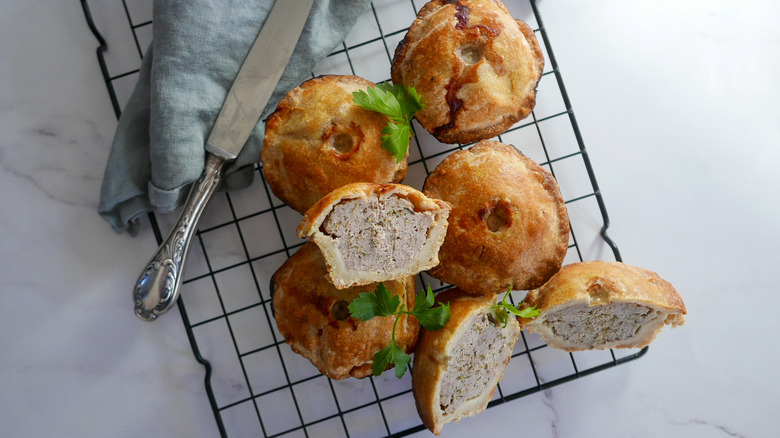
[322,196,433,273]
[544,302,658,346]
[439,313,512,415]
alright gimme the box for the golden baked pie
[298,182,450,289]
[271,242,419,379]
[412,288,519,436]
[261,75,408,213]
[519,261,687,351]
[391,0,544,144]
[423,140,569,295]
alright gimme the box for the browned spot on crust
[454,3,470,29]
[376,184,396,195]
[314,294,334,316]
[433,4,503,140]
[349,318,359,331]
[587,278,613,305]
[477,206,491,222]
[393,35,410,61]
[433,76,465,139]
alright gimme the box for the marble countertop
[2,0,779,436]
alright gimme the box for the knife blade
[133,0,316,321]
[207,0,314,159]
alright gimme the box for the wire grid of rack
[81,0,647,436]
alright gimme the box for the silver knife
[133,0,316,321]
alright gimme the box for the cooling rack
[81,0,647,436]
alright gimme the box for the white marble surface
[2,0,779,437]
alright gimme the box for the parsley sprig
[352,82,424,163]
[492,286,540,328]
[349,282,450,378]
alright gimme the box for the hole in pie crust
[486,210,508,232]
[331,300,351,321]
[484,202,512,232]
[458,43,484,65]
[331,132,355,154]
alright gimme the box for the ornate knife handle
[133,154,226,321]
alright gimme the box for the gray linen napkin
[98,0,371,234]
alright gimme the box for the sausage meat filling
[322,196,433,273]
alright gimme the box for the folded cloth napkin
[98,0,371,234]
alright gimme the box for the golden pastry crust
[423,140,569,295]
[391,0,544,144]
[298,182,450,289]
[261,75,408,213]
[413,288,519,435]
[519,261,687,351]
[271,242,419,380]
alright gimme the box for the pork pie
[423,140,569,295]
[413,288,520,436]
[261,75,408,213]
[272,242,419,379]
[298,182,450,289]
[519,261,687,351]
[391,0,544,144]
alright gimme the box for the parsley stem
[391,304,405,346]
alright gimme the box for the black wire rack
[81,0,647,436]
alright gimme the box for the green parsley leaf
[376,82,424,122]
[348,282,401,321]
[347,292,380,321]
[412,285,451,331]
[492,286,540,328]
[381,123,411,164]
[353,82,424,163]
[504,301,541,319]
[372,341,411,378]
[400,86,424,117]
[352,86,401,121]
[412,284,436,312]
[348,282,450,378]
[415,301,451,332]
[493,306,509,328]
